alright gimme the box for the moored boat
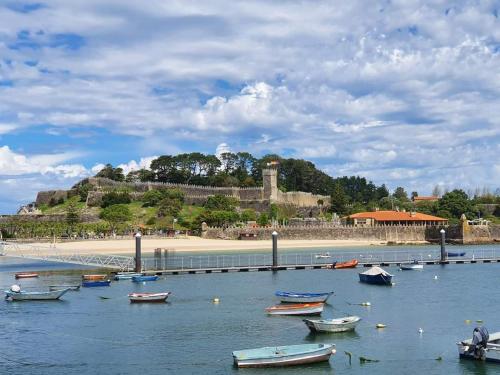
[5,285,70,301]
[114,273,142,280]
[315,252,331,259]
[232,343,336,367]
[128,292,170,303]
[15,272,39,279]
[82,274,107,281]
[457,327,500,363]
[266,303,324,316]
[400,260,423,270]
[132,275,159,282]
[82,280,111,287]
[303,316,361,333]
[332,259,358,269]
[49,285,80,291]
[447,251,466,257]
[275,291,333,303]
[359,266,393,285]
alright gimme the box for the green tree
[65,199,80,230]
[204,195,238,211]
[393,187,409,201]
[330,183,348,215]
[157,197,183,218]
[257,213,269,226]
[100,204,132,232]
[438,189,475,218]
[142,190,164,207]
[126,169,154,182]
[95,164,125,181]
[101,191,131,208]
[240,209,257,222]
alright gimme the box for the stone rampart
[276,190,330,207]
[35,190,69,206]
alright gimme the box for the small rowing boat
[15,272,39,279]
[5,285,70,301]
[330,259,358,269]
[82,274,107,281]
[303,316,361,333]
[359,266,393,285]
[457,327,500,363]
[132,275,159,282]
[266,303,324,316]
[114,272,142,280]
[232,343,336,367]
[275,291,333,303]
[82,280,111,287]
[49,285,80,291]
[128,292,170,303]
[447,251,466,257]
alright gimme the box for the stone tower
[262,162,279,201]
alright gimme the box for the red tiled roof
[348,210,447,222]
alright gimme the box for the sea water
[0,245,499,374]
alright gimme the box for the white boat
[303,316,361,333]
[232,343,336,367]
[266,303,324,316]
[315,252,331,259]
[49,285,80,291]
[114,273,142,280]
[457,327,500,363]
[400,261,424,270]
[5,285,70,301]
[275,291,333,303]
[128,292,171,303]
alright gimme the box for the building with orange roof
[347,210,448,227]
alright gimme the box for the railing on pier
[141,247,500,271]
[0,241,134,271]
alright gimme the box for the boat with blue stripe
[132,275,159,282]
[275,291,334,303]
[82,280,111,287]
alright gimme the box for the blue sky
[0,0,499,213]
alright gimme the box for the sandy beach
[23,237,399,255]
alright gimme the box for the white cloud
[117,156,157,175]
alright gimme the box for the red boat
[82,274,107,281]
[328,259,358,269]
[15,272,39,279]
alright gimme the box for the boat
[400,260,424,270]
[128,292,170,303]
[275,291,333,303]
[457,327,500,362]
[132,275,159,282]
[447,251,466,257]
[232,343,336,367]
[114,273,142,280]
[15,272,39,279]
[265,303,324,316]
[49,285,80,291]
[82,280,111,287]
[303,316,361,333]
[330,259,358,269]
[5,285,70,301]
[82,274,107,281]
[359,266,393,285]
[315,252,331,259]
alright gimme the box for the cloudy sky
[0,1,499,213]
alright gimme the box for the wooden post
[135,232,142,272]
[440,229,446,263]
[272,231,278,270]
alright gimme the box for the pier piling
[440,229,446,263]
[154,248,162,270]
[135,232,142,272]
[272,231,278,270]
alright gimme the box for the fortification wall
[35,190,69,206]
[0,213,100,224]
[276,190,330,207]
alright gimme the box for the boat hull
[82,280,111,287]
[114,273,142,280]
[233,344,335,368]
[332,259,358,269]
[132,275,159,282]
[49,285,80,291]
[15,273,39,279]
[266,303,324,316]
[82,274,107,281]
[276,291,333,303]
[457,331,500,363]
[129,292,170,303]
[447,252,466,257]
[400,264,423,270]
[5,288,70,301]
[359,273,393,285]
[303,316,361,333]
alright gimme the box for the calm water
[1,246,500,374]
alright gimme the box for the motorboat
[457,327,500,362]
[132,275,159,282]
[128,292,170,303]
[359,266,393,285]
[400,260,424,270]
[114,273,142,280]
[329,259,358,269]
[265,303,324,316]
[5,285,70,301]
[315,252,331,259]
[232,343,336,367]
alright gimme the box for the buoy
[476,319,483,323]
[434,275,438,280]
[465,319,472,324]
[213,297,220,303]
[361,302,371,306]
[418,328,424,334]
[376,323,386,329]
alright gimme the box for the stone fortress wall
[35,165,330,214]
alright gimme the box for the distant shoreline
[20,237,432,255]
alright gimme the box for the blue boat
[82,280,111,287]
[446,251,466,257]
[132,275,159,282]
[232,343,336,367]
[359,266,393,285]
[275,291,334,303]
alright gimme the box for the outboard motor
[467,326,489,360]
